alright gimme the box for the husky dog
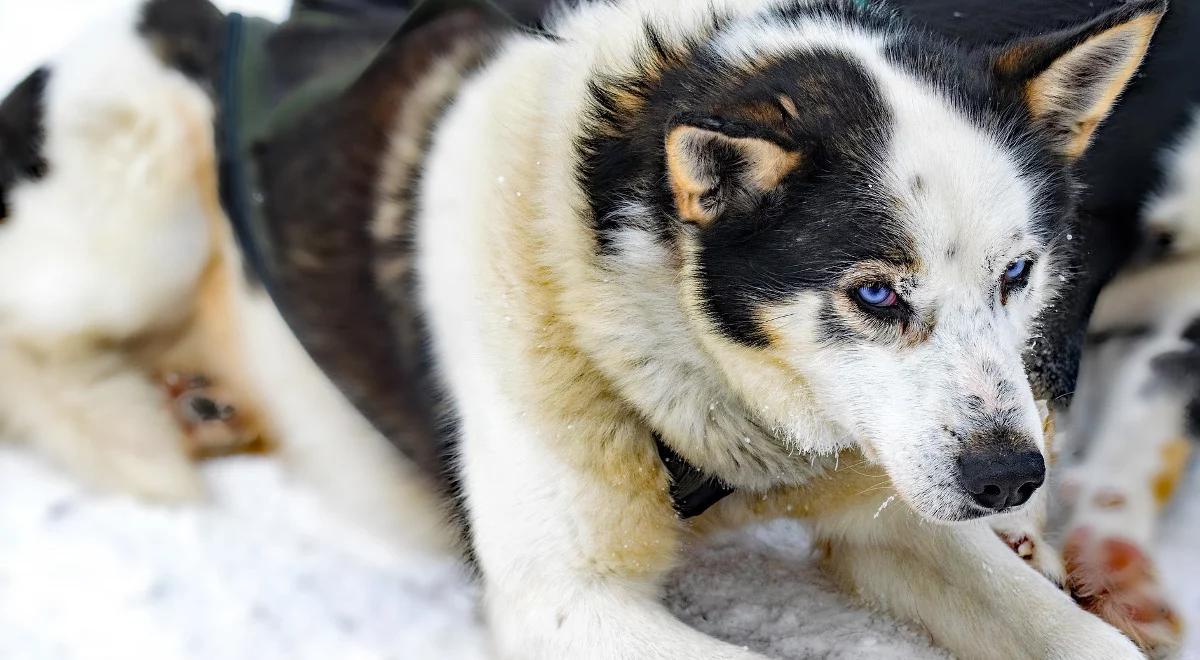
[0,0,1174,657]
[402,1,1167,656]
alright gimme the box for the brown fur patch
[156,91,277,455]
[487,166,683,581]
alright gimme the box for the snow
[1,447,1196,660]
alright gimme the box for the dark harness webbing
[655,437,735,518]
[216,0,734,520]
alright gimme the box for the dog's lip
[902,492,1001,525]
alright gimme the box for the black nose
[956,450,1045,512]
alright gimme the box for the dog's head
[586,0,1164,521]
[0,2,219,347]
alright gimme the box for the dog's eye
[855,283,897,307]
[999,257,1033,305]
[1003,258,1030,283]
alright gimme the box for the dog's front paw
[160,373,272,460]
[995,526,1068,590]
[1064,527,1182,659]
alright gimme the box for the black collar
[655,437,735,519]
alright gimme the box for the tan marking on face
[1042,406,1058,465]
[1151,437,1191,509]
[994,41,1034,77]
[777,94,799,120]
[733,99,789,130]
[665,128,715,224]
[609,85,649,117]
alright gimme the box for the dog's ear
[665,118,801,226]
[992,0,1166,160]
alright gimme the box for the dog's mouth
[894,478,1042,525]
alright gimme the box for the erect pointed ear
[665,118,801,226]
[992,0,1166,159]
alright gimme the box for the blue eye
[856,283,897,307]
[1003,258,1030,282]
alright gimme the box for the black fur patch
[138,0,227,87]
[693,51,913,346]
[0,68,50,222]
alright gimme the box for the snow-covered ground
[0,1,1196,659]
[0,446,1196,660]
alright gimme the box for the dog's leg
[460,408,767,660]
[223,274,460,558]
[0,344,203,501]
[1059,379,1187,658]
[812,491,1145,660]
[1053,329,1190,659]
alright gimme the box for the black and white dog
[0,0,1186,657]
